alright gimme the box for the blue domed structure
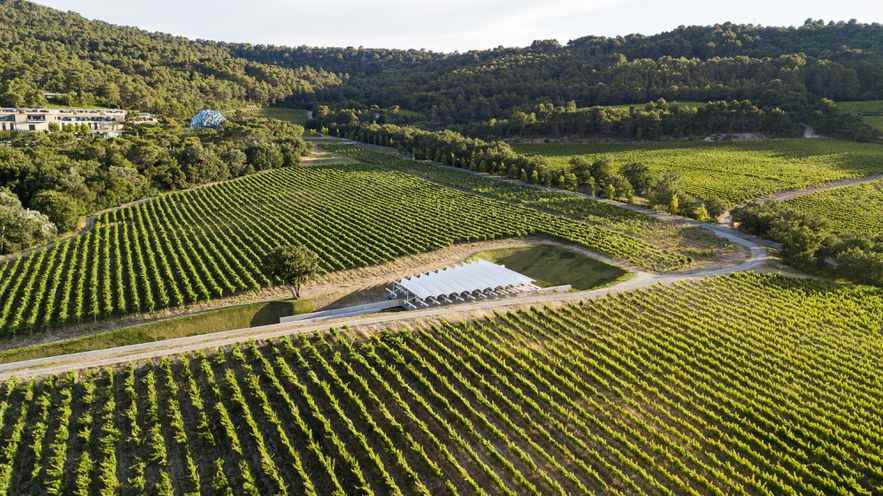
[190,109,226,129]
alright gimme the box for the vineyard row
[0,273,879,495]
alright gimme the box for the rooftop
[394,260,534,301]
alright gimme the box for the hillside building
[190,109,226,129]
[0,107,151,137]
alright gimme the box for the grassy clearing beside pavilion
[467,243,630,290]
[0,298,314,364]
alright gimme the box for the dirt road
[0,140,788,378]
[0,226,771,380]
[0,266,768,380]
[716,173,883,226]
[761,173,883,202]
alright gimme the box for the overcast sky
[35,0,883,52]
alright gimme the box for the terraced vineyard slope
[515,139,883,205]
[784,179,883,237]
[0,163,688,338]
[0,273,881,494]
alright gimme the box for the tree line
[327,122,726,220]
[0,115,309,253]
[314,97,879,142]
[229,20,883,125]
[733,202,883,287]
[466,99,800,140]
[472,98,879,142]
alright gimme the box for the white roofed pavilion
[388,260,538,308]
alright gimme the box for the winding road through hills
[4,138,853,379]
[0,189,774,380]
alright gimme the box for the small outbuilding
[190,109,226,129]
[388,260,537,309]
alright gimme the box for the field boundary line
[0,239,774,379]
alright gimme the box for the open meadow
[838,100,883,133]
[515,139,883,205]
[466,244,629,290]
[258,107,311,125]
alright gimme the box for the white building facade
[0,107,137,137]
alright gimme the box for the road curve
[0,230,772,380]
[0,247,767,380]
[0,142,782,379]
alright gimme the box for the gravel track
[0,139,794,378]
[0,242,770,380]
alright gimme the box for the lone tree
[263,245,320,299]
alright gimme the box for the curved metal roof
[396,260,533,300]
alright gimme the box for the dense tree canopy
[5,1,883,136]
[464,99,801,139]
[0,188,55,254]
[0,115,309,235]
[262,245,321,298]
[228,20,883,125]
[0,0,341,116]
[732,201,883,286]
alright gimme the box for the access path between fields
[0,239,772,380]
[716,172,883,226]
[0,142,780,379]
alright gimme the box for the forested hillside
[0,116,309,253]
[4,0,881,127]
[0,0,341,115]
[228,20,883,123]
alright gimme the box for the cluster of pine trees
[733,202,883,286]
[0,0,340,116]
[230,20,883,124]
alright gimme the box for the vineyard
[0,273,880,494]
[784,179,883,237]
[325,144,734,259]
[515,139,883,204]
[0,163,689,338]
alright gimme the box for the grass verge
[259,106,310,124]
[0,299,314,364]
[467,244,630,290]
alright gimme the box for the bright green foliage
[0,274,881,494]
[838,100,883,132]
[263,245,321,298]
[0,163,688,337]
[0,190,57,254]
[785,180,883,237]
[325,144,723,258]
[516,139,883,205]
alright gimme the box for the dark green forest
[228,20,883,124]
[0,0,340,116]
[4,0,883,129]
